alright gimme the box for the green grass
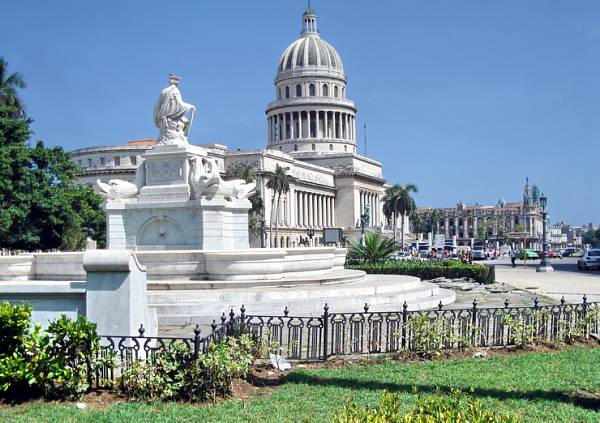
[2,347,600,422]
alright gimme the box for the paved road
[482,257,600,304]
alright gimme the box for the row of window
[278,82,344,100]
[77,155,138,168]
[278,144,355,153]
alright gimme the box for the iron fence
[96,310,243,384]
[243,296,600,361]
[92,296,600,384]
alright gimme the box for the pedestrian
[510,249,517,268]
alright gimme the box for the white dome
[276,9,345,82]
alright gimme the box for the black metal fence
[94,296,600,382]
[96,310,243,383]
[243,296,600,361]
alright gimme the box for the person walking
[510,249,517,268]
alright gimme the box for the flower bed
[346,259,495,284]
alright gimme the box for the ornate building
[415,179,544,247]
[72,7,387,247]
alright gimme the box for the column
[318,195,323,227]
[325,196,330,227]
[445,218,450,237]
[325,111,329,138]
[332,197,336,226]
[298,111,303,139]
[334,112,338,139]
[278,114,283,141]
[290,112,295,139]
[303,192,308,227]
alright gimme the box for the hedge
[346,259,496,284]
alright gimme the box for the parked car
[516,249,539,260]
[546,250,562,259]
[577,249,600,270]
[472,246,486,260]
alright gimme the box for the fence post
[471,299,478,346]
[240,304,246,333]
[228,309,235,336]
[322,303,329,362]
[193,324,201,359]
[401,301,408,349]
[534,297,539,310]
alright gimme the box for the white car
[577,249,600,270]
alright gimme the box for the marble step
[148,269,366,290]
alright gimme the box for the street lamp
[537,193,553,272]
[307,226,315,246]
[259,219,266,248]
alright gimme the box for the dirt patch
[0,390,122,411]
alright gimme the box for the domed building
[73,7,393,247]
[266,9,357,155]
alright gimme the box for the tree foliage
[383,183,418,247]
[0,59,105,251]
[583,229,600,247]
[0,57,26,118]
[266,165,293,247]
[349,232,397,262]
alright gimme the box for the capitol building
[72,8,393,247]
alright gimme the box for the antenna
[363,123,367,156]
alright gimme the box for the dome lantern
[302,6,318,35]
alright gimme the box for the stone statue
[153,74,196,145]
[96,161,146,201]
[189,156,220,199]
[96,179,139,200]
[360,205,370,228]
[189,157,256,201]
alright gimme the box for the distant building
[415,179,544,248]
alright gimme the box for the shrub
[334,389,518,422]
[348,232,397,263]
[346,259,495,284]
[0,312,112,400]
[0,302,32,356]
[119,334,257,402]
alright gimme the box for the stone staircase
[149,273,456,328]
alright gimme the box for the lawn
[2,347,599,422]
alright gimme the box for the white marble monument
[97,75,255,251]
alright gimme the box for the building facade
[415,179,544,248]
[72,8,388,247]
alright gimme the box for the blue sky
[2,0,598,225]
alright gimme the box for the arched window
[311,144,316,151]
[344,145,347,152]
[296,84,302,97]
[322,84,329,96]
[329,144,333,151]
[334,86,339,97]
[341,87,345,98]
[294,144,298,151]
[278,88,281,100]
[285,86,290,99]
[309,84,316,96]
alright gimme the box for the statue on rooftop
[153,74,196,145]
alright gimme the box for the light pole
[536,193,554,272]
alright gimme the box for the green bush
[0,311,112,400]
[0,302,31,356]
[348,232,397,263]
[119,334,257,402]
[346,259,495,284]
[334,389,518,422]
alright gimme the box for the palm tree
[383,183,418,248]
[0,57,26,117]
[430,208,441,235]
[265,165,292,247]
[349,232,397,263]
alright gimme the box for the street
[485,257,600,304]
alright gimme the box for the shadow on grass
[285,373,600,411]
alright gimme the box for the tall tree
[266,165,292,247]
[0,58,26,118]
[429,208,441,235]
[383,183,418,248]
[0,60,105,251]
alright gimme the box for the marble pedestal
[105,143,251,251]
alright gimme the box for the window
[311,144,316,151]
[342,87,345,98]
[100,157,105,165]
[87,158,92,167]
[309,83,316,96]
[114,156,121,166]
[285,86,290,98]
[344,145,347,152]
[334,86,339,97]
[296,84,302,97]
[131,156,137,165]
[329,144,333,151]
[294,144,298,151]
[278,88,281,100]
[322,84,329,96]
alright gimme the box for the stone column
[334,112,338,139]
[445,217,450,237]
[298,111,303,139]
[302,192,307,227]
[325,196,330,227]
[315,111,320,139]
[290,112,295,139]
